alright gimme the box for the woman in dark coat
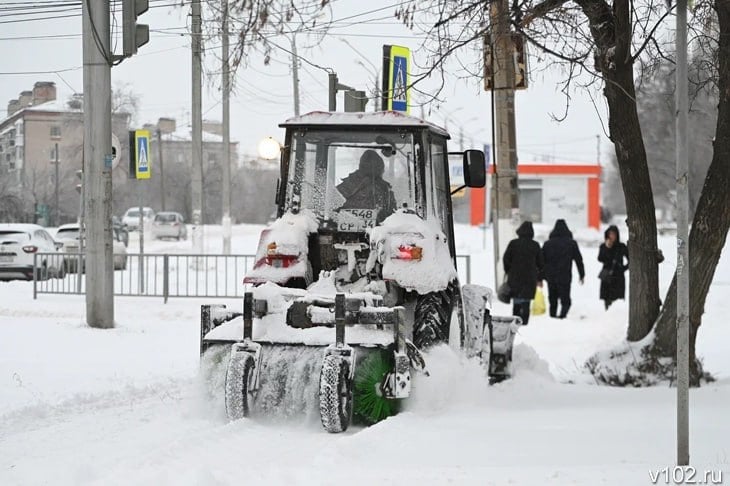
[503,221,544,325]
[542,219,585,318]
[598,225,629,309]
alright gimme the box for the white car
[55,223,128,271]
[152,212,188,240]
[122,207,155,232]
[0,224,64,280]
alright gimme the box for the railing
[33,253,257,301]
[33,252,473,301]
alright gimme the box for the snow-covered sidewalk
[1,224,729,485]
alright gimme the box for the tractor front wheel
[319,355,353,433]
[225,351,256,420]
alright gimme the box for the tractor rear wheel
[225,351,256,420]
[414,283,456,349]
[319,355,353,433]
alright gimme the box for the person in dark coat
[598,225,629,309]
[503,221,544,325]
[337,150,397,223]
[542,219,585,319]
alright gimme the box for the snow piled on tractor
[244,210,318,284]
[368,210,457,295]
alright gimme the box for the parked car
[0,224,64,280]
[152,212,187,240]
[122,207,155,232]
[55,223,128,271]
[112,215,129,246]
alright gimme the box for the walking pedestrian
[542,219,585,318]
[503,221,544,325]
[598,225,629,309]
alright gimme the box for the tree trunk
[652,0,730,373]
[580,0,662,338]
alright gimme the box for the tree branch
[520,0,569,27]
[631,5,675,63]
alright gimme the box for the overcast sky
[0,0,609,164]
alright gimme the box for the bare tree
[0,174,25,222]
[651,0,730,381]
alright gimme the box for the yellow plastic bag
[531,287,546,316]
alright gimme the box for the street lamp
[258,137,281,160]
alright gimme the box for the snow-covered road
[1,224,729,485]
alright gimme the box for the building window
[9,138,15,147]
[49,145,59,162]
[50,126,61,139]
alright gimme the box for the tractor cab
[255,111,485,289]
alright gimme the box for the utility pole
[82,0,114,328]
[489,0,519,289]
[328,73,337,111]
[675,0,690,467]
[191,0,204,254]
[53,142,59,226]
[157,128,165,211]
[221,0,232,254]
[291,36,301,116]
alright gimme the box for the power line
[0,66,82,75]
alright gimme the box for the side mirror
[463,150,486,188]
[54,241,63,250]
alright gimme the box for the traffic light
[122,0,149,57]
[344,90,368,112]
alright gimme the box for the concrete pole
[54,142,59,226]
[157,128,165,211]
[675,0,690,467]
[138,192,144,292]
[221,0,232,255]
[490,0,520,289]
[291,36,301,116]
[191,0,204,254]
[82,0,114,328]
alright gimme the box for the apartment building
[0,82,131,223]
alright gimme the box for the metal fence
[33,252,472,301]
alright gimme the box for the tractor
[200,111,521,432]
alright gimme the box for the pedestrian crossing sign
[131,129,151,180]
[382,45,410,114]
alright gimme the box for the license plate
[0,255,13,263]
[337,208,377,232]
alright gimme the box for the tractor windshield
[286,129,420,232]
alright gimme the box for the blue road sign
[391,55,408,112]
[134,130,151,179]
